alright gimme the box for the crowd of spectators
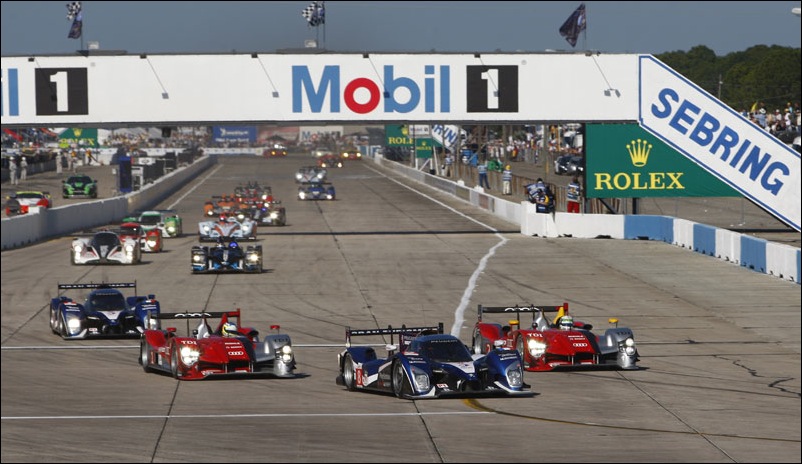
[741,102,801,144]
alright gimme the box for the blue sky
[1,1,800,56]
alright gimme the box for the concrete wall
[1,155,216,250]
[373,155,800,284]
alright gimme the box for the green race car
[62,174,98,199]
[125,210,183,238]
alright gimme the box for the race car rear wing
[152,309,242,336]
[477,303,569,321]
[58,282,137,291]
[345,323,444,348]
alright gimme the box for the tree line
[656,45,801,113]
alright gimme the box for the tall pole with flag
[66,1,84,50]
[559,3,586,49]
[301,1,326,48]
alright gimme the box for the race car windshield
[89,292,126,311]
[139,215,160,225]
[67,176,91,184]
[91,232,120,249]
[420,339,473,363]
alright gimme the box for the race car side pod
[345,323,444,348]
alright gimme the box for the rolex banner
[585,124,740,198]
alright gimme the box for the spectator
[524,181,539,203]
[566,175,582,213]
[502,165,512,195]
[477,161,490,190]
[9,156,18,185]
[69,151,76,172]
[56,151,64,174]
[533,188,553,214]
[443,151,453,178]
[19,156,28,181]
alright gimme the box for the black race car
[191,238,263,274]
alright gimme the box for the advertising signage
[585,124,740,198]
[211,126,256,144]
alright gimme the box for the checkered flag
[301,1,325,27]
[66,1,81,20]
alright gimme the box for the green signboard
[58,128,99,148]
[585,124,740,198]
[384,125,433,158]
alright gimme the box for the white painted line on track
[166,163,224,210]
[363,164,508,339]
[2,411,491,420]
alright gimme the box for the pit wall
[1,155,216,250]
[372,155,800,284]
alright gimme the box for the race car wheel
[49,308,58,334]
[472,328,487,355]
[392,361,410,398]
[515,336,527,365]
[170,343,181,379]
[342,353,357,391]
[140,340,154,373]
[58,313,68,338]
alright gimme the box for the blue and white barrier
[374,156,800,284]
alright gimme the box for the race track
[2,154,799,463]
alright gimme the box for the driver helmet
[559,315,574,330]
[228,241,239,249]
[219,214,227,222]
[221,322,238,337]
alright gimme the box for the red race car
[471,303,639,371]
[139,309,297,380]
[119,222,163,253]
[5,191,52,216]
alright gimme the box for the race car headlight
[325,194,333,200]
[506,362,523,387]
[298,192,306,199]
[166,225,176,233]
[269,212,278,219]
[410,366,431,392]
[621,337,636,356]
[192,254,203,262]
[73,244,83,253]
[66,316,82,333]
[247,252,260,262]
[280,345,294,364]
[180,346,200,365]
[124,244,135,253]
[237,213,246,221]
[527,338,547,357]
[146,238,157,247]
[202,225,211,232]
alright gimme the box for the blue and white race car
[49,282,160,339]
[298,182,336,201]
[198,213,257,241]
[336,323,533,399]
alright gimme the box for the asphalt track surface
[1,154,799,463]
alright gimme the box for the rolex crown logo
[73,128,83,137]
[626,139,652,167]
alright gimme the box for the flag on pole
[66,2,83,39]
[559,3,586,48]
[302,1,325,27]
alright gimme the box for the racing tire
[342,353,357,391]
[59,313,69,338]
[170,343,181,379]
[515,336,527,366]
[472,327,487,355]
[50,308,59,334]
[391,361,410,399]
[140,340,154,373]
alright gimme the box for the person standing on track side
[566,175,582,213]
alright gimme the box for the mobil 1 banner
[585,124,740,199]
[638,55,800,231]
